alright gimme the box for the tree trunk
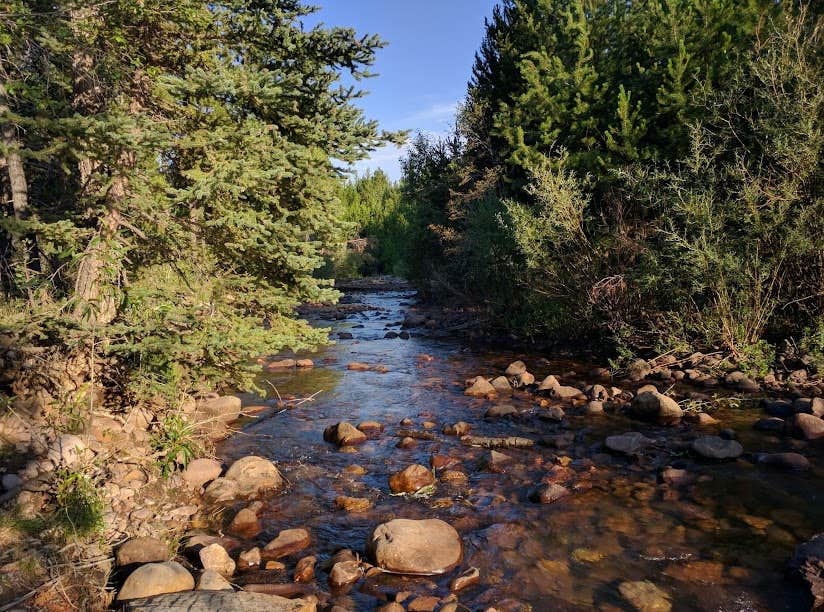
[0,81,33,297]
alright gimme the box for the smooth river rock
[324,422,368,446]
[605,432,652,455]
[117,561,194,601]
[367,519,462,575]
[465,376,496,397]
[389,464,435,493]
[691,436,743,460]
[203,456,283,502]
[630,391,683,422]
[121,591,315,611]
[116,537,170,567]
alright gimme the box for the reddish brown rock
[335,496,373,512]
[389,464,435,494]
[294,556,316,583]
[263,528,311,559]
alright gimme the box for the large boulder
[120,591,315,611]
[117,561,194,601]
[630,391,683,422]
[367,519,462,575]
[691,436,743,460]
[788,533,824,610]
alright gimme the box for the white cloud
[401,101,459,125]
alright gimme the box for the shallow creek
[216,288,824,611]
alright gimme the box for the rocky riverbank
[1,282,822,610]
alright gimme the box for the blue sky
[304,1,499,181]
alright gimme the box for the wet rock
[505,361,527,377]
[182,458,222,489]
[754,417,785,432]
[788,413,824,440]
[344,464,367,476]
[630,391,683,422]
[485,405,518,419]
[328,560,361,588]
[763,399,794,417]
[756,452,811,471]
[335,496,372,512]
[430,454,459,470]
[116,561,195,601]
[605,432,652,455]
[661,468,693,487]
[263,528,311,559]
[324,422,368,446]
[691,436,743,460]
[539,405,565,422]
[296,359,314,368]
[618,580,671,612]
[788,533,824,610]
[222,456,283,498]
[268,358,296,369]
[384,331,399,339]
[396,436,417,449]
[228,508,261,537]
[516,371,535,386]
[587,384,609,401]
[685,412,719,426]
[338,332,354,340]
[485,450,514,473]
[294,556,316,583]
[450,567,480,592]
[389,464,435,494]
[199,543,235,577]
[196,570,233,591]
[357,421,384,434]
[590,367,612,379]
[408,596,441,611]
[537,375,560,392]
[237,547,261,570]
[465,376,496,397]
[441,470,469,485]
[528,483,570,504]
[443,421,471,435]
[116,537,170,567]
[585,401,604,415]
[367,518,462,575]
[490,376,512,393]
[550,385,584,400]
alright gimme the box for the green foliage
[53,469,104,539]
[151,413,202,477]
[398,2,822,366]
[0,1,398,407]
[800,320,824,374]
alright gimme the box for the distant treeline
[338,1,824,373]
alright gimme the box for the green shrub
[151,413,203,477]
[54,469,104,539]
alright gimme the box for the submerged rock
[788,413,824,441]
[691,436,743,460]
[618,580,671,612]
[528,482,570,504]
[605,432,652,455]
[756,452,811,471]
[367,519,462,575]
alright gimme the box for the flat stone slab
[121,590,315,611]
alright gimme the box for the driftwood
[461,435,535,448]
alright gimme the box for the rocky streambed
[116,284,824,611]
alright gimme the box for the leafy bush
[151,413,203,477]
[54,469,104,539]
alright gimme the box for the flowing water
[217,287,824,611]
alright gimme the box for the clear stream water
[217,288,823,611]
